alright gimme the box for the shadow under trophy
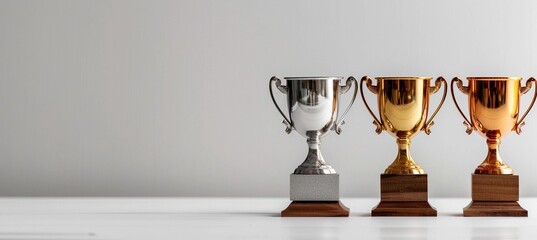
[452,77,537,217]
[361,76,447,216]
[269,76,357,217]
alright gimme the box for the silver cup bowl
[270,76,358,174]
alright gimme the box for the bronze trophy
[452,77,537,216]
[361,76,447,216]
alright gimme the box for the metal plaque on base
[290,174,339,201]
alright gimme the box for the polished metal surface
[269,76,358,174]
[361,76,447,174]
[451,77,537,174]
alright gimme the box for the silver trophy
[270,76,357,217]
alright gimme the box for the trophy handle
[423,76,447,135]
[269,76,293,134]
[514,77,537,134]
[451,77,474,135]
[360,76,383,134]
[334,76,358,134]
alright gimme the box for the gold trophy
[452,77,537,217]
[361,76,447,216]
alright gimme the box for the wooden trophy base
[463,174,527,217]
[281,201,350,217]
[464,201,527,217]
[371,174,437,217]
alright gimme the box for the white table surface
[0,198,535,240]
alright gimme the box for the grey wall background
[1,0,537,197]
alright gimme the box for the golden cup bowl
[361,76,447,174]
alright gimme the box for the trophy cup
[360,76,447,216]
[269,76,357,217]
[452,77,537,217]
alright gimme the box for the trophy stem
[384,138,425,174]
[294,131,336,174]
[475,138,513,174]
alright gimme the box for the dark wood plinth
[463,174,527,217]
[464,201,527,216]
[371,174,437,216]
[372,201,437,216]
[281,201,349,217]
